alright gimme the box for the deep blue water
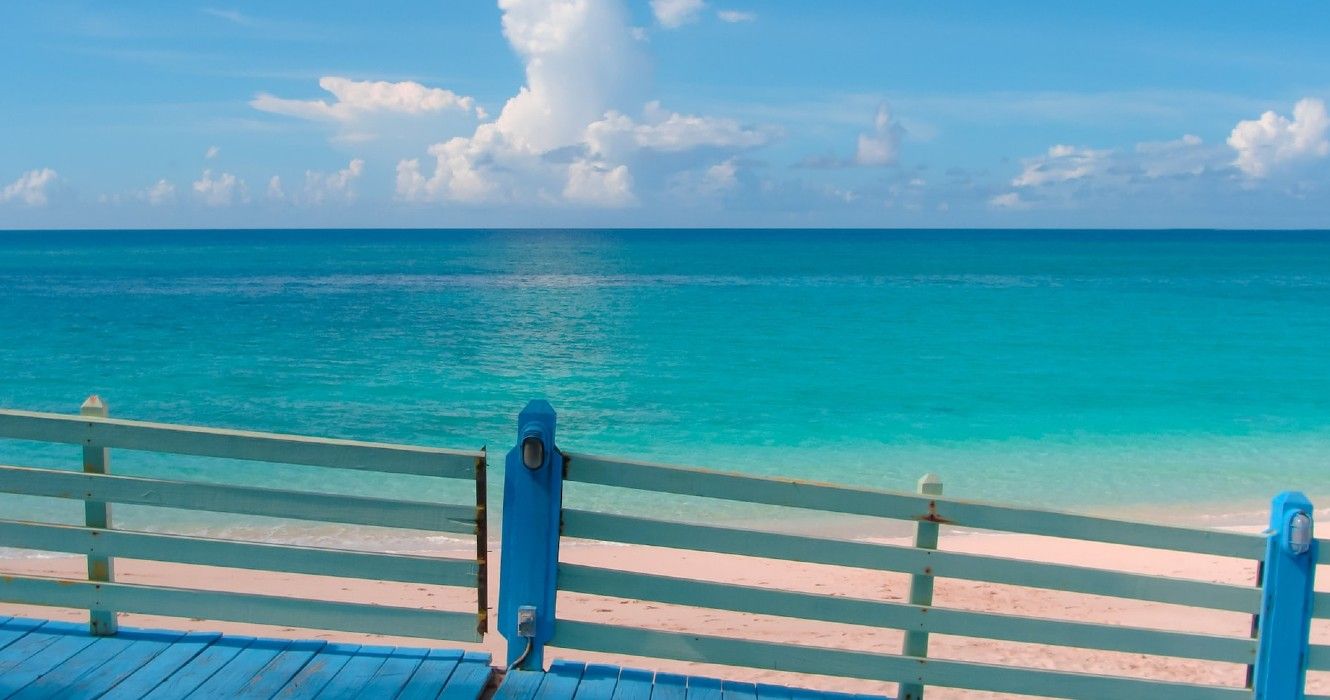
[1,229,1328,542]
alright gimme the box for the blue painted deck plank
[721,680,758,700]
[230,638,327,698]
[50,630,197,700]
[270,643,363,700]
[754,684,793,700]
[0,625,99,698]
[130,634,255,700]
[26,629,185,700]
[360,646,429,697]
[0,618,43,656]
[437,652,494,700]
[574,664,622,700]
[313,644,396,700]
[0,621,82,675]
[652,673,688,700]
[536,660,586,700]
[686,676,723,700]
[610,667,653,700]
[9,632,138,699]
[395,647,465,700]
[496,669,546,700]
[183,636,292,697]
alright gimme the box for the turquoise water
[1,229,1328,541]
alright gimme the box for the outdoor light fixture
[522,433,545,470]
[1287,511,1313,556]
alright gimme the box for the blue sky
[2,1,1329,228]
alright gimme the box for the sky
[2,1,1329,229]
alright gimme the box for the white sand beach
[3,531,1326,698]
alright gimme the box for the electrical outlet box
[517,605,537,638]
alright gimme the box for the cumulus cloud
[1228,98,1330,178]
[584,102,772,161]
[856,104,905,166]
[652,0,706,28]
[395,0,770,207]
[716,10,755,22]
[563,160,635,207]
[301,159,365,205]
[253,76,482,122]
[1,168,60,206]
[142,179,176,205]
[266,176,285,201]
[801,104,906,169]
[192,169,246,206]
[1011,144,1111,187]
[205,145,220,160]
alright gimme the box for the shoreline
[2,531,1327,698]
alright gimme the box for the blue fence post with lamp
[498,400,564,671]
[1253,491,1317,699]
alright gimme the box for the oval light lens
[522,435,545,470]
[1289,512,1313,555]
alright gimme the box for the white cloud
[205,145,220,160]
[855,104,904,166]
[302,159,365,205]
[989,192,1028,209]
[396,0,769,207]
[1134,134,1221,178]
[192,169,246,206]
[652,0,706,28]
[252,76,481,122]
[563,160,635,207]
[702,159,739,193]
[1011,144,1111,187]
[1,168,59,207]
[716,10,755,23]
[1228,98,1330,177]
[266,175,285,201]
[142,179,176,205]
[585,102,771,161]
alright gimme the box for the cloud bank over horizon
[3,1,1329,228]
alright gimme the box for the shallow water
[1,229,1327,543]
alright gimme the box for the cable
[507,638,533,671]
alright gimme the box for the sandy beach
[3,530,1326,699]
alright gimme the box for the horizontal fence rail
[562,509,1262,613]
[0,519,478,588]
[557,563,1258,665]
[564,453,1265,560]
[0,400,488,645]
[0,464,478,533]
[0,409,481,479]
[550,620,1248,700]
[0,574,481,642]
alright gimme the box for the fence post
[81,395,117,636]
[1253,491,1316,699]
[498,400,563,670]
[899,473,942,700]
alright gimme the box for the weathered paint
[80,395,116,636]
[899,473,942,700]
[498,399,563,669]
[1253,491,1317,699]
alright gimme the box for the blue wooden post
[1253,491,1316,699]
[81,395,117,636]
[498,400,564,670]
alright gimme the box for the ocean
[1,229,1328,548]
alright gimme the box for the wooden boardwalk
[0,616,493,699]
[494,660,890,700]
